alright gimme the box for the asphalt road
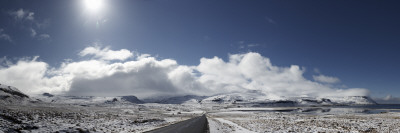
[145,114,209,133]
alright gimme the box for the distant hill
[35,94,144,104]
[4,83,375,106]
[147,95,208,104]
[105,95,144,104]
[0,83,34,104]
[200,92,377,106]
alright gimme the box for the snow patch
[212,118,256,133]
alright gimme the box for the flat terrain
[0,103,200,133]
[208,111,400,132]
[2,102,400,133]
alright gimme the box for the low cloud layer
[373,95,400,104]
[0,46,369,99]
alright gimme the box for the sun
[84,0,104,13]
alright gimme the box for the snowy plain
[2,84,400,132]
[207,110,400,133]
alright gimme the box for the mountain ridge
[1,83,377,106]
[0,83,34,104]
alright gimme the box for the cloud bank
[373,95,400,104]
[0,46,369,99]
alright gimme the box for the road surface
[145,114,209,133]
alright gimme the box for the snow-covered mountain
[326,96,377,105]
[36,94,144,104]
[291,97,334,106]
[145,95,208,104]
[2,83,374,106]
[199,92,377,106]
[105,95,144,104]
[0,83,35,104]
[140,90,377,106]
[201,91,271,104]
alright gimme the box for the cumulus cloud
[0,57,13,68]
[0,46,369,99]
[0,29,12,42]
[9,9,35,21]
[79,46,134,61]
[0,56,68,94]
[313,75,340,84]
[0,53,205,98]
[67,59,206,98]
[197,53,365,99]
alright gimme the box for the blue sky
[1,0,400,99]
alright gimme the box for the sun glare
[84,0,104,13]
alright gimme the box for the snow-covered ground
[0,103,202,133]
[2,101,400,132]
[207,111,400,132]
[208,117,256,133]
[2,84,399,132]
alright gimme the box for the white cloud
[0,46,369,99]
[0,34,12,42]
[137,54,151,60]
[0,55,205,98]
[197,53,365,99]
[30,28,37,37]
[27,12,35,20]
[0,57,13,68]
[0,56,67,94]
[79,46,134,61]
[66,58,206,98]
[14,9,26,19]
[384,95,392,100]
[313,68,321,73]
[0,29,12,42]
[237,41,260,49]
[38,34,50,40]
[247,43,259,47]
[313,75,340,84]
[373,95,400,104]
[35,19,51,29]
[8,9,51,40]
[30,28,51,40]
[9,9,35,21]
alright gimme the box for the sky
[1,0,400,101]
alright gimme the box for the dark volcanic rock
[121,95,144,104]
[42,93,54,97]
